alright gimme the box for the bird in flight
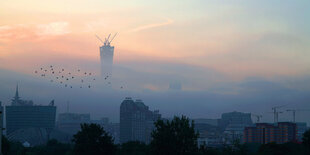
[35,65,103,90]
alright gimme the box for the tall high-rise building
[219,111,253,142]
[97,34,117,77]
[100,44,114,77]
[120,97,161,144]
[6,86,56,135]
[220,111,253,129]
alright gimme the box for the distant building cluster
[1,85,120,146]
[0,85,309,147]
[57,113,91,141]
[195,111,307,147]
[56,112,119,144]
[195,111,253,147]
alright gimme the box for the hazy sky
[1,0,310,123]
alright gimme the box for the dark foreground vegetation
[2,116,310,155]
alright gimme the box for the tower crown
[14,84,20,100]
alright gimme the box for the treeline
[2,116,310,155]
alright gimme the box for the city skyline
[1,1,310,154]
[1,85,309,125]
[1,1,310,124]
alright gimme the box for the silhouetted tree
[258,142,306,155]
[302,129,310,154]
[6,141,24,155]
[150,115,199,155]
[117,141,150,155]
[72,123,116,155]
[223,139,247,155]
[242,143,261,154]
[258,142,286,155]
[39,139,72,155]
[198,145,221,155]
[2,136,10,155]
[20,139,72,155]
[303,129,310,148]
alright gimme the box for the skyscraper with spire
[96,33,117,77]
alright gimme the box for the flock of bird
[34,65,124,89]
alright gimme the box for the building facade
[296,122,307,142]
[6,86,56,136]
[219,111,253,130]
[100,42,114,77]
[244,122,297,144]
[57,113,91,135]
[219,111,253,143]
[120,97,161,144]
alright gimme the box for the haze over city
[1,0,310,125]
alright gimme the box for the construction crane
[96,35,105,45]
[96,33,117,46]
[286,109,310,123]
[252,114,262,123]
[272,105,286,123]
[105,33,111,44]
[109,33,118,45]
